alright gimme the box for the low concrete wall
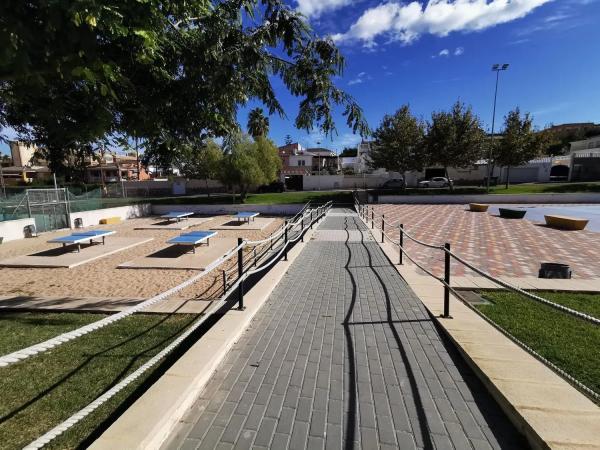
[0,218,37,242]
[151,203,304,216]
[69,204,151,228]
[376,192,600,204]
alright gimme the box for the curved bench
[499,208,526,219]
[468,203,489,212]
[544,215,589,230]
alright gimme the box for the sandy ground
[0,215,283,301]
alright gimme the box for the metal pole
[381,215,385,243]
[237,238,245,310]
[399,224,404,265]
[284,220,288,261]
[487,69,501,193]
[0,163,5,199]
[443,243,451,318]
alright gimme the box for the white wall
[69,204,151,228]
[289,155,312,167]
[302,175,389,190]
[151,204,305,216]
[0,218,36,242]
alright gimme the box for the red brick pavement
[371,204,600,279]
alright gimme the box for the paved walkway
[164,209,526,450]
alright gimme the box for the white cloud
[332,0,553,46]
[439,48,450,56]
[454,46,464,55]
[296,0,354,18]
[347,71,369,85]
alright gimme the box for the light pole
[486,63,509,193]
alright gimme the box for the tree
[174,140,223,196]
[284,135,293,145]
[496,108,545,188]
[247,108,270,139]
[425,101,484,190]
[339,147,357,157]
[219,134,281,201]
[369,105,425,177]
[0,0,369,175]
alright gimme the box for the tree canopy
[219,134,281,200]
[247,108,270,139]
[0,0,368,177]
[495,108,545,187]
[174,140,223,194]
[425,101,484,188]
[370,105,425,175]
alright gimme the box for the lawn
[0,311,198,449]
[476,291,600,398]
[372,181,600,196]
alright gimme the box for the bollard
[381,215,385,243]
[237,238,245,310]
[443,242,451,318]
[399,224,404,265]
[222,270,227,294]
[284,220,288,261]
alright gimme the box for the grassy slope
[0,312,197,449]
[476,291,600,396]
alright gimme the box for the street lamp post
[486,63,509,193]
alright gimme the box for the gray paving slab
[163,208,527,450]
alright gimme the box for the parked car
[418,177,453,188]
[257,181,285,193]
[381,178,405,189]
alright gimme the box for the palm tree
[247,108,269,139]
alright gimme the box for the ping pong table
[160,211,194,223]
[48,230,116,253]
[233,212,259,224]
[166,231,217,254]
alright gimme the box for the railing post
[310,210,313,229]
[270,233,273,250]
[381,215,385,243]
[222,270,227,294]
[301,217,304,242]
[237,238,245,310]
[371,209,374,229]
[443,243,451,318]
[253,247,257,267]
[284,220,288,261]
[399,224,404,265]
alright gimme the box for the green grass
[374,181,600,196]
[0,312,198,449]
[476,291,600,397]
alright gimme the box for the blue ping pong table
[166,231,217,254]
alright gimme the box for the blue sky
[2,0,599,157]
[252,0,600,151]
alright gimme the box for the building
[85,154,150,183]
[568,136,600,181]
[304,148,340,174]
[8,141,38,167]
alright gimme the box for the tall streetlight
[486,63,509,193]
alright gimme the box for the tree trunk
[505,166,510,189]
[205,178,210,197]
[444,167,453,192]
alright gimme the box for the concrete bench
[499,208,526,219]
[544,215,589,230]
[100,217,121,225]
[468,203,489,212]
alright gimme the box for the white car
[418,177,453,188]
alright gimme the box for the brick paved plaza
[164,210,525,449]
[372,204,600,279]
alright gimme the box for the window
[297,160,306,166]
